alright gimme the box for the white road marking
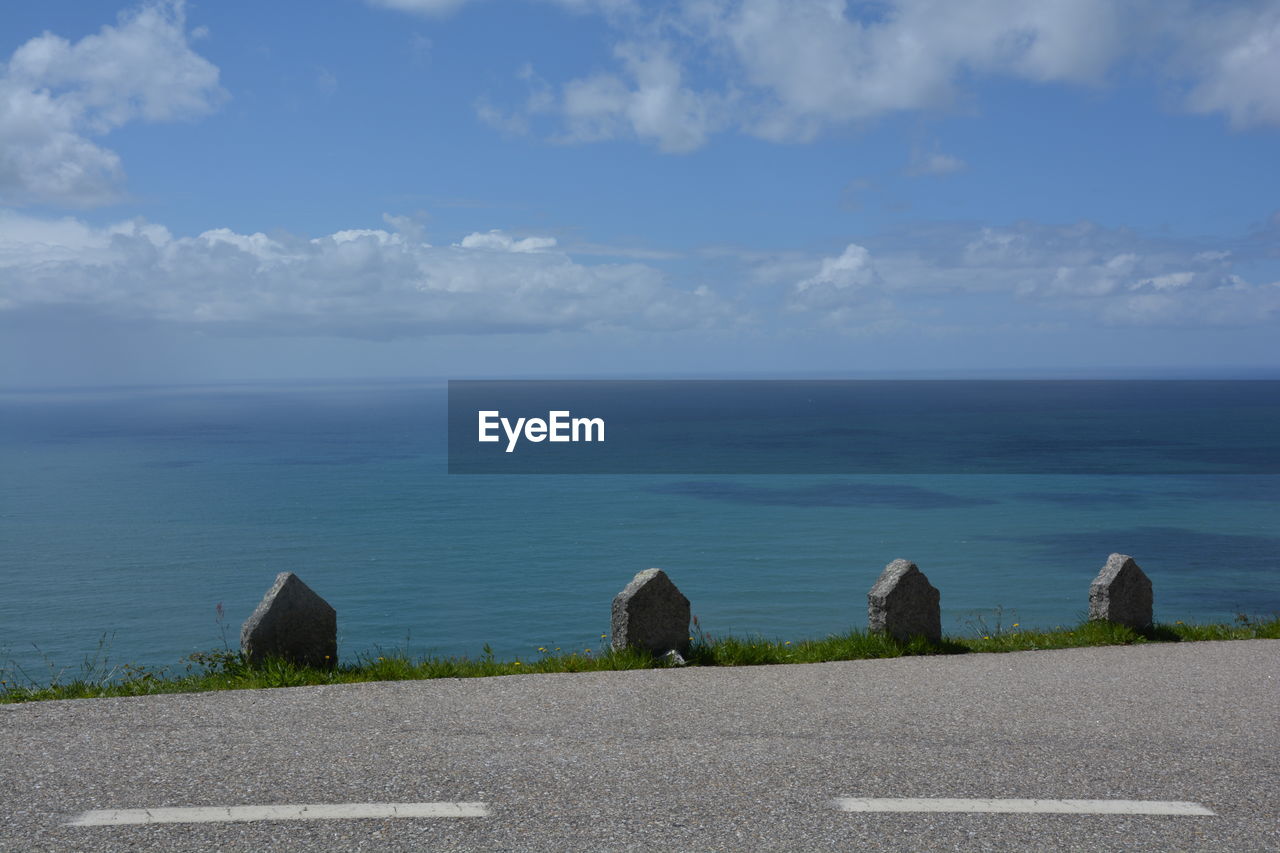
[67,802,489,826]
[834,798,1215,816]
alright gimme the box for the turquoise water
[1,381,1277,680]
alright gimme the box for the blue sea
[1,380,1277,681]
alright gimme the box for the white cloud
[457,230,557,252]
[472,0,1280,151]
[906,148,967,177]
[475,97,531,136]
[476,64,555,137]
[555,43,722,152]
[794,244,880,300]
[1177,2,1280,128]
[0,0,225,206]
[544,0,640,15]
[0,90,124,207]
[365,0,477,16]
[789,243,899,330]
[0,211,732,336]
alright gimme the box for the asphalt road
[2,640,1276,852]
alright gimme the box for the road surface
[2,640,1276,851]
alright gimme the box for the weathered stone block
[611,568,690,655]
[1089,553,1153,629]
[867,559,941,643]
[241,572,337,668]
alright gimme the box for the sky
[1,0,1278,387]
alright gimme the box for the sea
[1,379,1277,682]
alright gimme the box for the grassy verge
[2,617,1276,704]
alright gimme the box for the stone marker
[867,559,941,643]
[611,568,691,655]
[241,572,337,668]
[1089,553,1153,629]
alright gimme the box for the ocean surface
[1,380,1277,682]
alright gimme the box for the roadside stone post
[1089,553,1153,629]
[867,559,941,643]
[241,572,337,668]
[611,568,691,655]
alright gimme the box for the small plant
[958,604,1019,640]
[215,602,233,651]
[185,648,246,678]
[690,614,715,646]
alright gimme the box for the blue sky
[1,0,1278,386]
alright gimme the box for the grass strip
[2,617,1276,704]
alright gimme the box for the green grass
[2,617,1276,704]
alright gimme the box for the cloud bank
[3,209,1275,340]
[782,221,1280,331]
[0,212,729,337]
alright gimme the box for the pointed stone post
[868,559,941,643]
[611,569,691,655]
[1089,553,1153,629]
[241,572,337,668]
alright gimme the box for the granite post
[611,568,691,655]
[241,572,337,668]
[1088,553,1153,629]
[867,559,942,643]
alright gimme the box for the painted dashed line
[833,798,1216,816]
[67,802,490,826]
[66,796,1220,826]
